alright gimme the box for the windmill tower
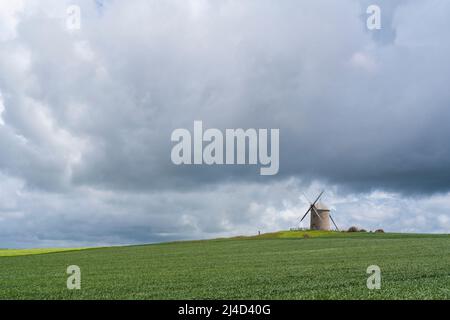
[299,191,339,231]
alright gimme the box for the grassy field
[0,231,449,299]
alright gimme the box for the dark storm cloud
[70,0,450,195]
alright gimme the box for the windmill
[299,191,339,231]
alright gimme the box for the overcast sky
[1,0,450,248]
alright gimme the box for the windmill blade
[329,214,339,231]
[311,205,323,221]
[299,205,312,222]
[311,190,324,207]
[298,190,324,222]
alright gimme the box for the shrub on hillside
[375,229,385,233]
[359,229,367,232]
[347,226,359,232]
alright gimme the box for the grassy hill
[0,231,449,299]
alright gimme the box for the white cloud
[0,0,25,40]
[350,51,378,73]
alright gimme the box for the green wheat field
[0,231,449,299]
